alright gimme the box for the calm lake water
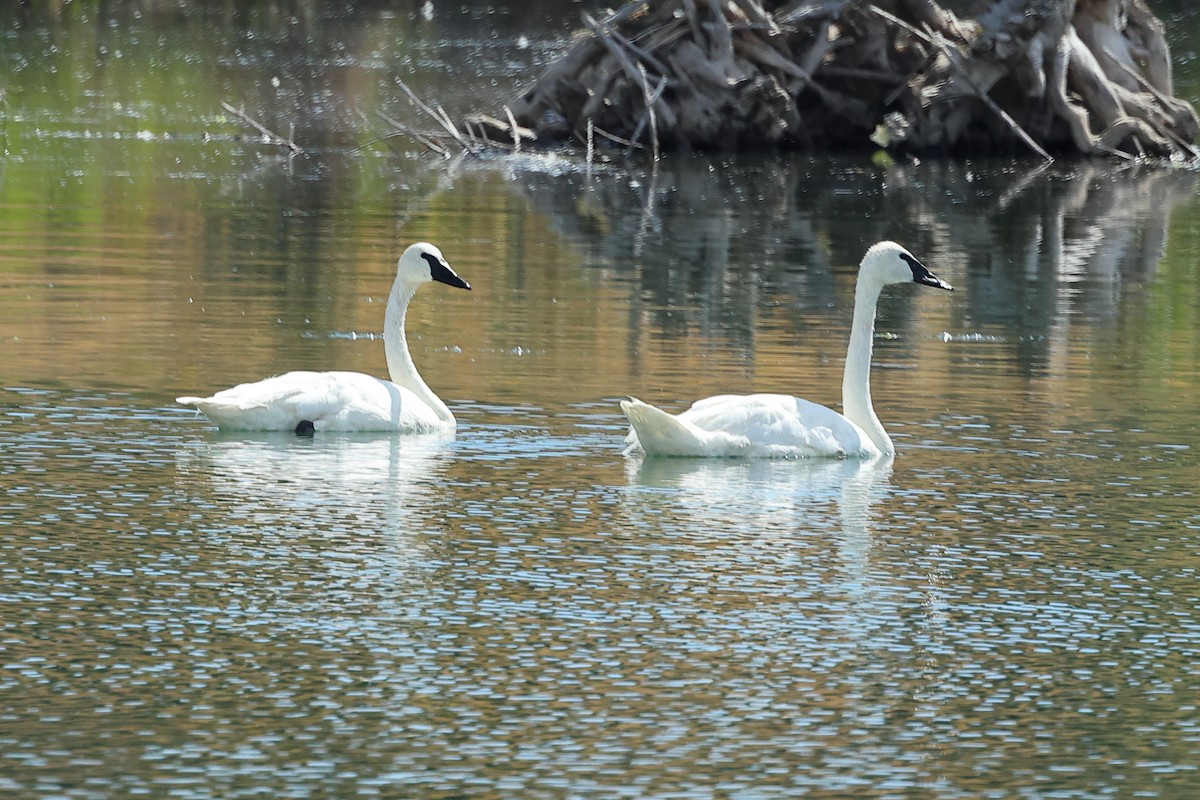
[3,3,1200,799]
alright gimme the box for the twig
[596,15,672,78]
[681,0,704,45]
[585,124,646,150]
[503,105,522,153]
[705,0,736,63]
[582,12,665,89]
[602,0,651,28]
[633,164,662,256]
[637,19,691,56]
[582,10,678,139]
[630,66,667,160]
[350,129,422,154]
[1092,139,1136,161]
[586,117,595,170]
[731,0,777,30]
[776,0,850,26]
[581,69,620,121]
[996,159,1054,210]
[435,104,470,148]
[220,100,301,153]
[735,33,812,82]
[374,109,452,157]
[461,113,532,151]
[733,29,850,111]
[884,49,937,105]
[394,78,479,154]
[797,19,834,77]
[1102,47,1174,111]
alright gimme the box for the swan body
[621,393,878,458]
[622,241,952,459]
[177,242,470,433]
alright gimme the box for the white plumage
[177,242,470,433]
[621,241,953,458]
[621,393,874,458]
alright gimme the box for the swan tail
[175,396,281,431]
[620,397,715,457]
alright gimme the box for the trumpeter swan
[177,242,470,433]
[621,241,952,458]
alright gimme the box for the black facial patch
[899,252,926,279]
[421,252,442,273]
[422,251,471,290]
[899,251,953,290]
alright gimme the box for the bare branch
[219,101,301,153]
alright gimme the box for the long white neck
[841,277,893,456]
[383,279,455,425]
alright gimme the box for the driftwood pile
[457,0,1199,160]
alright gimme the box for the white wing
[177,370,448,432]
[680,393,874,457]
[622,393,877,458]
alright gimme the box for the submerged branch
[219,101,301,153]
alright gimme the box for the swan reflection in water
[175,432,456,600]
[623,455,897,637]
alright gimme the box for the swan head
[398,242,472,291]
[860,241,953,291]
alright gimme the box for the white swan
[176,242,471,433]
[621,241,952,458]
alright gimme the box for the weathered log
[453,0,1198,161]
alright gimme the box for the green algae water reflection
[3,4,1200,799]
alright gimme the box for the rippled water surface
[3,4,1200,799]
